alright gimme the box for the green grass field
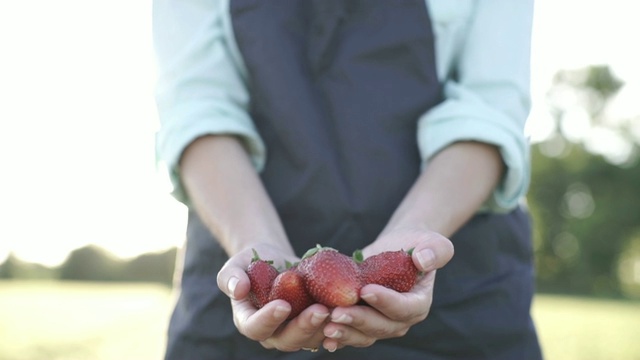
[0,281,172,360]
[532,295,640,360]
[1,280,639,360]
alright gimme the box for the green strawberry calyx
[250,248,274,265]
[284,259,300,270]
[301,244,337,260]
[352,249,364,264]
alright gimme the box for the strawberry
[246,249,279,309]
[298,245,362,308]
[357,249,419,293]
[268,264,314,319]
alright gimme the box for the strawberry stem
[250,248,274,265]
[352,249,364,263]
[301,244,322,259]
[251,248,260,262]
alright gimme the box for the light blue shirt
[153,0,534,212]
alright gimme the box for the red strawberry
[268,265,314,319]
[246,249,279,309]
[298,245,362,308]
[358,249,419,293]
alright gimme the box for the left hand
[321,227,454,352]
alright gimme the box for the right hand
[216,244,331,352]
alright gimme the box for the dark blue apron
[165,1,542,359]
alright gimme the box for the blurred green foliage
[528,65,640,298]
[0,246,177,286]
[529,141,640,296]
[60,245,177,285]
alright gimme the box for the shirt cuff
[417,82,530,212]
[155,99,266,204]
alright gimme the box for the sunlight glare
[1,0,640,266]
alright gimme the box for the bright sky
[0,0,638,267]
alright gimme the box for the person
[152,0,542,358]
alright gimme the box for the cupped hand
[360,227,454,272]
[321,227,454,352]
[216,244,330,352]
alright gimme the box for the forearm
[384,141,504,238]
[180,135,294,257]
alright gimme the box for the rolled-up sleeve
[153,0,263,203]
[418,0,534,212]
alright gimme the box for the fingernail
[310,312,329,326]
[332,314,352,324]
[327,329,342,339]
[417,249,436,270]
[361,292,377,304]
[327,344,337,353]
[227,276,239,298]
[274,305,290,320]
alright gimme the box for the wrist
[384,142,502,238]
[181,135,294,258]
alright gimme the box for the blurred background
[1,0,639,359]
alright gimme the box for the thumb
[217,259,251,300]
[412,232,454,272]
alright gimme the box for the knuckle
[396,306,414,321]
[259,340,276,350]
[394,327,409,337]
[351,338,376,348]
[361,338,377,348]
[297,321,320,334]
[369,327,389,339]
[276,344,301,352]
[247,331,270,342]
[416,308,430,322]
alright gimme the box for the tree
[528,65,640,297]
[0,253,17,279]
[58,245,123,281]
[0,253,57,279]
[121,248,177,285]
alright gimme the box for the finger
[217,260,251,300]
[323,320,377,348]
[327,304,407,342]
[217,246,299,299]
[261,304,330,351]
[360,271,435,322]
[217,247,259,299]
[233,299,291,341]
[412,233,454,272]
[323,272,436,342]
[322,337,346,353]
